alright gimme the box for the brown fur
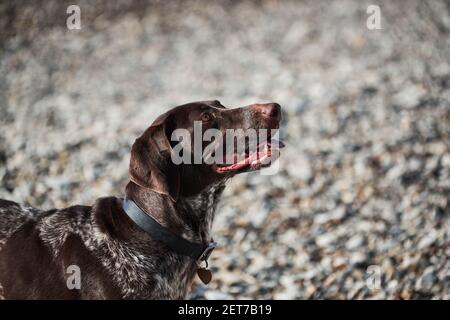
[0,100,281,299]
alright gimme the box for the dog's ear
[129,114,179,202]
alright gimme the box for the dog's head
[129,100,284,201]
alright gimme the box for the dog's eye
[201,112,213,122]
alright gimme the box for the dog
[0,100,283,299]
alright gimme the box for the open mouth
[213,138,285,173]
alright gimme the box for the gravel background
[0,0,449,299]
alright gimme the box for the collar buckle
[197,241,217,264]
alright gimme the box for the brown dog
[0,100,283,299]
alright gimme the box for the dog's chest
[35,208,195,299]
[96,242,197,299]
[34,185,226,300]
[94,185,226,298]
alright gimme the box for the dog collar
[122,198,217,264]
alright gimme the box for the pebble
[417,231,438,250]
[416,267,437,292]
[346,234,365,250]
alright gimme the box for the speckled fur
[0,182,225,299]
[0,100,280,299]
[0,200,42,250]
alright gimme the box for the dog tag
[197,268,212,285]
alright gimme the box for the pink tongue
[217,139,285,172]
[232,143,271,168]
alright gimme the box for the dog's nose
[252,103,281,121]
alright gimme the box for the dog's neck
[125,181,226,243]
[179,180,226,240]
